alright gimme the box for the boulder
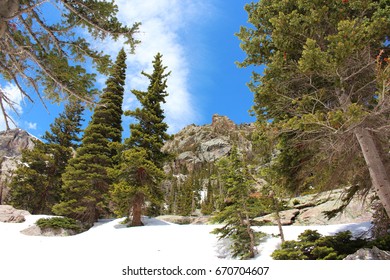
[156,215,211,225]
[293,191,375,225]
[20,225,77,236]
[254,209,300,226]
[0,205,30,223]
[344,247,390,260]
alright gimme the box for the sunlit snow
[0,215,377,280]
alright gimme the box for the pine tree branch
[18,15,47,53]
[2,47,50,114]
[31,10,65,56]
[0,88,13,130]
[0,59,34,104]
[5,30,94,105]
[61,0,121,38]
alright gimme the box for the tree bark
[131,193,144,226]
[0,183,3,205]
[355,127,390,217]
[243,211,256,259]
[274,209,285,243]
[0,0,19,38]
[270,191,285,243]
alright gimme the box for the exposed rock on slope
[21,224,78,237]
[255,188,376,226]
[160,114,255,216]
[0,129,36,204]
[0,205,30,223]
[344,247,390,260]
[163,114,254,174]
[0,128,35,158]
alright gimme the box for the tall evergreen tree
[8,100,84,213]
[126,53,171,166]
[212,146,264,259]
[237,0,390,216]
[53,49,127,227]
[176,175,196,216]
[111,53,170,226]
[43,99,84,149]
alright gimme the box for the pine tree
[8,100,84,213]
[212,146,264,259]
[111,53,170,226]
[126,53,171,166]
[43,99,84,149]
[53,49,127,227]
[201,179,215,215]
[110,148,166,224]
[176,175,195,216]
[0,0,140,129]
[237,0,390,216]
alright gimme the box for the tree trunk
[244,214,256,259]
[0,0,19,38]
[355,127,390,217]
[270,191,285,243]
[131,193,144,226]
[0,183,3,205]
[274,208,285,243]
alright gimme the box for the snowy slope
[0,215,384,280]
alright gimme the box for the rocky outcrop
[156,215,211,225]
[0,205,30,223]
[20,225,77,237]
[163,114,254,174]
[255,209,300,226]
[255,189,376,226]
[0,129,37,204]
[344,247,390,260]
[0,129,36,158]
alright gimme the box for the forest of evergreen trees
[1,0,389,260]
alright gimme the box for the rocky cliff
[0,129,36,204]
[163,114,255,174]
[160,114,256,215]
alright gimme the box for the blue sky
[1,0,263,138]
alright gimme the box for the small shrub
[369,234,390,251]
[36,217,82,232]
[292,199,300,206]
[272,230,369,260]
[298,229,322,242]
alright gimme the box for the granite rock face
[20,225,77,236]
[0,205,30,223]
[0,129,37,204]
[255,209,300,225]
[255,189,376,226]
[344,247,390,260]
[163,114,254,174]
[0,129,35,158]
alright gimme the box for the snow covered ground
[0,215,386,280]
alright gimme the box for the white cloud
[26,122,37,130]
[97,0,212,133]
[0,83,24,131]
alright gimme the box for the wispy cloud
[0,83,24,131]
[98,0,213,133]
[26,122,37,130]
